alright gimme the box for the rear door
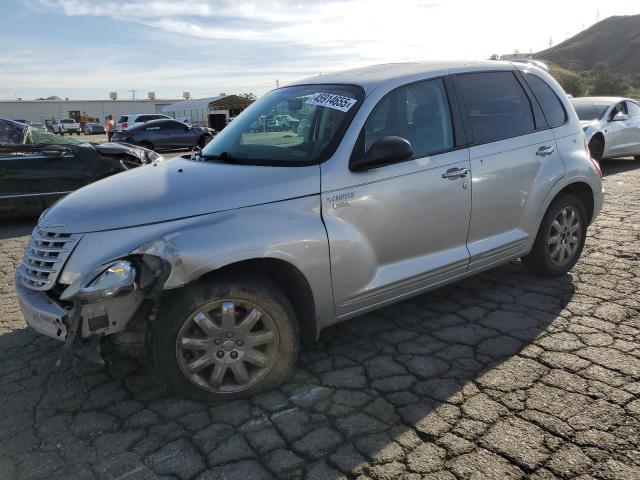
[453,70,564,270]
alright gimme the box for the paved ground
[0,160,639,480]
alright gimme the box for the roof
[162,96,225,113]
[289,61,513,93]
[571,97,626,104]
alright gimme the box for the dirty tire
[522,193,587,277]
[153,275,299,402]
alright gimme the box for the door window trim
[451,70,545,147]
[520,71,568,128]
[349,75,464,168]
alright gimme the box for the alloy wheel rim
[548,206,581,267]
[176,299,279,393]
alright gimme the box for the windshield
[201,84,363,166]
[28,127,87,146]
[571,101,610,121]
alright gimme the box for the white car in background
[116,114,172,130]
[52,118,81,135]
[571,97,640,162]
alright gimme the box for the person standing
[104,115,115,141]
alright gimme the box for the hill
[536,14,640,82]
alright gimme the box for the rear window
[457,71,535,144]
[118,116,128,123]
[524,73,567,127]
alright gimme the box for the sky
[0,0,638,100]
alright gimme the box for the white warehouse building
[0,98,180,125]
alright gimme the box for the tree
[589,63,629,96]
[238,93,257,101]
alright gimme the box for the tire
[153,275,299,402]
[588,136,604,162]
[522,193,587,277]
[140,141,154,151]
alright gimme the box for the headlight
[80,260,136,301]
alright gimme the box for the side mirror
[350,136,414,172]
[611,113,628,122]
[42,145,68,158]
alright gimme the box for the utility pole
[128,89,137,100]
[596,9,600,23]
[549,37,553,48]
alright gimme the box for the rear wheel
[588,136,604,162]
[522,193,587,277]
[153,276,298,401]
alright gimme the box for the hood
[94,142,163,164]
[579,120,598,128]
[42,157,320,232]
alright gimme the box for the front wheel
[589,136,604,162]
[153,276,299,401]
[522,193,587,277]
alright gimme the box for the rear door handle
[536,146,556,157]
[442,167,470,179]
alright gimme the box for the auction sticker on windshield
[306,93,357,112]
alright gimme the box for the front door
[321,77,472,318]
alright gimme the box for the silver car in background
[571,96,640,162]
[16,61,603,401]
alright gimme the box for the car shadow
[0,218,35,240]
[600,157,639,177]
[0,260,574,478]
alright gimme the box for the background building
[0,98,180,124]
[162,94,254,129]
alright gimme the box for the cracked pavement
[0,160,639,480]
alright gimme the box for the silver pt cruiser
[16,61,604,401]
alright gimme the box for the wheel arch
[174,257,319,344]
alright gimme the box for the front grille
[20,227,82,291]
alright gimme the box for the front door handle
[536,146,556,157]
[442,167,470,179]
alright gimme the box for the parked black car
[111,119,213,151]
[0,119,162,218]
[83,122,106,135]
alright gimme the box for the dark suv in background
[111,119,214,151]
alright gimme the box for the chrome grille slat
[19,227,83,291]
[24,250,63,263]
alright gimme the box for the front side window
[610,101,628,120]
[627,101,640,118]
[524,73,567,128]
[201,84,362,166]
[457,72,535,144]
[362,78,454,158]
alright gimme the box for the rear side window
[136,115,150,122]
[457,72,535,144]
[524,73,567,127]
[627,101,640,118]
[363,78,454,158]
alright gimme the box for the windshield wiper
[199,152,238,163]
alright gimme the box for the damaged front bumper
[15,268,151,358]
